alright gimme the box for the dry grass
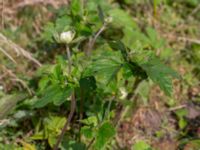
[0,33,41,66]
[0,0,69,92]
[0,0,69,29]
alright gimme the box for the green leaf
[109,41,128,61]
[53,86,73,106]
[80,116,98,126]
[138,54,179,96]
[84,51,123,85]
[48,135,57,148]
[132,141,152,150]
[55,16,72,33]
[122,27,149,50]
[61,140,86,150]
[109,41,147,78]
[79,76,97,93]
[175,108,188,118]
[45,116,66,132]
[38,76,50,91]
[71,0,82,16]
[178,117,187,129]
[146,27,165,49]
[109,9,138,29]
[81,126,93,139]
[31,131,47,140]
[52,64,63,81]
[94,122,116,150]
[34,85,73,108]
[41,22,55,43]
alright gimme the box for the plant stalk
[53,45,76,150]
[66,45,72,73]
[87,23,106,55]
[53,93,76,150]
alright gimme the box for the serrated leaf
[122,27,149,50]
[139,55,179,96]
[109,41,128,61]
[84,51,123,85]
[146,27,165,49]
[94,122,116,150]
[109,41,147,78]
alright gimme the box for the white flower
[60,31,75,44]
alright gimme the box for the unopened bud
[105,16,113,23]
[60,31,75,44]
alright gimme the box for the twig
[0,65,33,95]
[0,33,42,66]
[168,104,187,112]
[86,138,95,150]
[87,23,106,54]
[189,4,200,17]
[0,47,17,64]
[178,37,200,45]
[11,78,33,96]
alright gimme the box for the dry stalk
[0,33,41,66]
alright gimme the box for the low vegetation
[0,0,200,150]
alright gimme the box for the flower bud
[119,87,127,100]
[105,16,113,23]
[60,31,75,44]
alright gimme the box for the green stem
[53,45,76,150]
[66,45,72,73]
